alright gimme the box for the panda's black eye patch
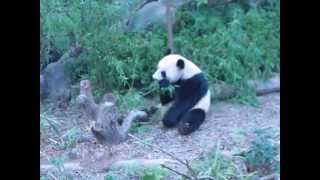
[161,71,166,78]
[177,59,185,69]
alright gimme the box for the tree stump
[76,80,148,146]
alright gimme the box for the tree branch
[128,133,198,178]
[128,134,187,166]
[161,164,193,180]
[120,110,147,138]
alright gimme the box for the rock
[42,61,71,104]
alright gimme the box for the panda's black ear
[177,59,185,69]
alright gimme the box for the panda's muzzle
[159,79,170,88]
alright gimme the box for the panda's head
[152,54,201,83]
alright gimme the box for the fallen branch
[247,74,280,96]
[40,158,177,172]
[260,173,279,180]
[110,158,177,169]
[211,73,280,100]
[41,162,82,171]
[120,110,148,138]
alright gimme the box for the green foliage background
[40,0,279,102]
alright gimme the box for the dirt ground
[40,92,280,180]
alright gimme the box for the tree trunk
[166,5,174,54]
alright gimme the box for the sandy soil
[40,93,280,180]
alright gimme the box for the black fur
[159,79,175,105]
[161,71,166,78]
[162,73,208,131]
[176,59,185,69]
[177,109,206,135]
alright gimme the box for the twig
[186,159,197,177]
[40,114,62,137]
[260,173,278,180]
[197,176,216,180]
[47,172,58,180]
[128,133,198,178]
[128,134,186,165]
[161,164,192,180]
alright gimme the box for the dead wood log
[76,80,148,146]
[247,74,280,96]
[211,73,280,100]
[40,158,177,172]
[259,173,279,180]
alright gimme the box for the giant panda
[152,54,211,135]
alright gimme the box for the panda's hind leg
[177,109,205,135]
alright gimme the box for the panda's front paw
[159,79,170,88]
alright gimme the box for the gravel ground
[40,92,280,180]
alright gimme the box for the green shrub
[122,165,167,180]
[192,143,238,180]
[237,128,280,176]
[140,166,168,180]
[62,127,81,149]
[114,89,153,134]
[114,89,146,114]
[174,2,279,103]
[104,172,118,180]
[49,155,65,172]
[41,0,279,103]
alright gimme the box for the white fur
[152,54,201,83]
[153,54,211,120]
[192,90,211,113]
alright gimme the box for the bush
[175,2,279,85]
[237,128,280,176]
[192,142,257,180]
[62,127,81,149]
[104,172,117,180]
[139,166,168,180]
[41,0,279,103]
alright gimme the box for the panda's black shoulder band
[174,73,208,108]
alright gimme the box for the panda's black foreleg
[162,103,189,127]
[177,109,206,135]
[159,79,175,105]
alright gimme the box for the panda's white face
[152,55,182,83]
[152,54,201,83]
